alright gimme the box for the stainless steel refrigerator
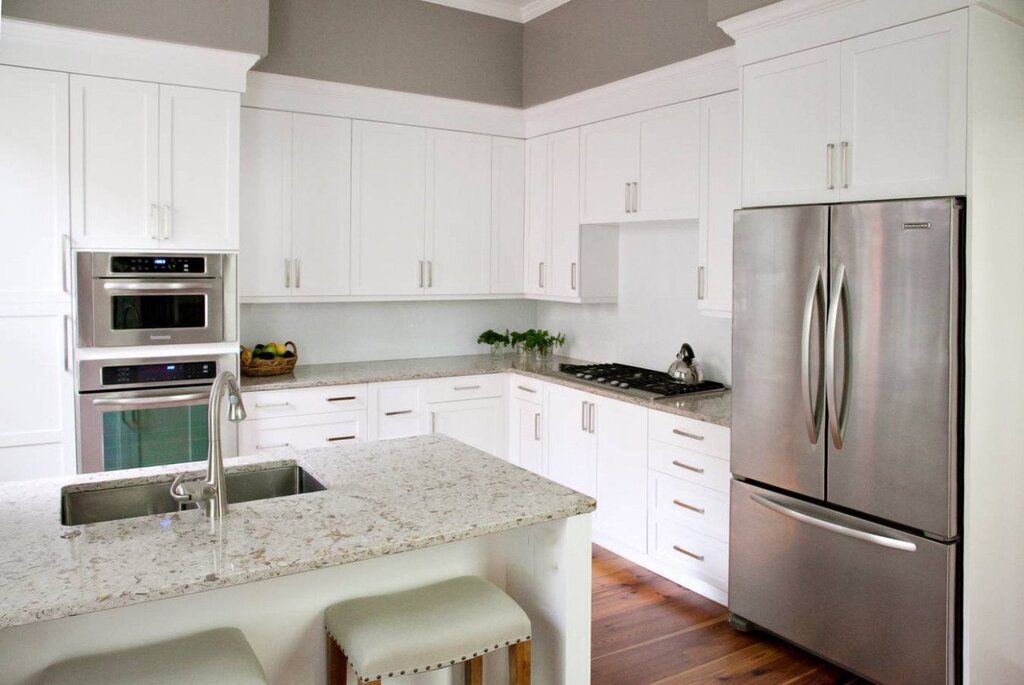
[730,198,963,685]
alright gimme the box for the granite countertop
[241,354,732,428]
[0,435,594,630]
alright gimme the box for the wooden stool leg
[326,633,347,685]
[464,655,484,685]
[509,641,531,685]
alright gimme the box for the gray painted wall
[1,0,269,55]
[522,0,734,107]
[253,0,524,108]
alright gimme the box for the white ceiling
[419,0,573,23]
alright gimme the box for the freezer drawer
[729,480,955,685]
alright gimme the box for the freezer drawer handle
[672,499,705,515]
[801,265,827,444]
[672,545,704,561]
[672,428,704,441]
[750,492,917,552]
[671,460,704,474]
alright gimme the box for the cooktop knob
[619,382,630,389]
[609,380,620,386]
[596,377,606,383]
[576,373,585,378]
[583,374,593,380]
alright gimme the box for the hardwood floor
[590,545,867,684]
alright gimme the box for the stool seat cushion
[325,576,532,683]
[38,627,267,685]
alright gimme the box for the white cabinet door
[839,11,967,201]
[0,304,75,481]
[638,100,700,220]
[425,130,491,295]
[698,91,741,317]
[523,137,549,296]
[594,398,648,553]
[545,383,596,496]
[291,113,352,296]
[742,44,841,207]
[580,116,638,224]
[372,382,429,440]
[0,66,70,303]
[351,121,426,295]
[239,107,291,298]
[429,397,504,458]
[159,85,239,250]
[511,397,544,473]
[548,129,581,298]
[490,138,525,295]
[70,75,160,249]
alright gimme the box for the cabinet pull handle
[326,396,356,402]
[672,459,704,474]
[149,204,160,240]
[256,442,289,450]
[327,435,356,442]
[697,266,705,300]
[632,182,639,213]
[427,261,433,288]
[539,262,545,288]
[285,258,291,288]
[673,498,705,514]
[571,262,577,291]
[673,544,705,562]
[430,411,435,433]
[161,204,172,240]
[454,385,481,391]
[672,428,705,441]
[588,402,595,434]
[534,412,541,441]
[294,258,301,289]
[826,143,835,190]
[61,235,71,293]
[385,409,413,416]
[581,401,587,431]
[517,385,537,393]
[419,260,424,288]
[63,315,72,372]
[840,141,850,189]
[625,182,631,213]
[255,401,291,409]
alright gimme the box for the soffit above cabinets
[418,0,572,23]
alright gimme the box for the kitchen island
[0,435,595,684]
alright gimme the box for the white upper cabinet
[490,138,525,295]
[548,128,582,298]
[838,11,967,201]
[742,45,841,207]
[71,76,239,250]
[0,66,70,303]
[741,11,967,207]
[351,120,427,296]
[580,101,700,223]
[698,91,741,317]
[425,130,492,295]
[523,136,550,297]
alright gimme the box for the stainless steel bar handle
[672,428,704,441]
[419,260,424,288]
[161,204,172,240]
[800,266,826,444]
[294,258,301,289]
[534,412,541,441]
[326,396,356,402]
[625,182,630,213]
[103,282,217,292]
[454,385,481,391]
[255,401,290,409]
[672,545,704,561]
[61,235,71,293]
[751,492,917,552]
[149,204,160,239]
[632,182,639,213]
[697,266,705,300]
[427,261,433,288]
[672,498,705,514]
[285,258,291,288]
[92,392,209,408]
[840,141,850,189]
[327,435,356,442]
[385,409,413,416]
[540,262,545,288]
[672,459,704,474]
[517,385,537,394]
[257,442,289,450]
[581,401,587,431]
[63,315,72,372]
[826,143,835,190]
[588,402,595,434]
[825,263,851,449]
[571,262,577,291]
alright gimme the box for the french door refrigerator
[730,198,963,685]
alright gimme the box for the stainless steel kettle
[667,343,702,385]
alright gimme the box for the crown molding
[0,18,258,91]
[418,0,571,22]
[521,0,573,22]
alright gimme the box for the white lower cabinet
[545,384,598,497]
[428,397,504,458]
[370,381,429,440]
[239,411,367,453]
[593,398,648,554]
[510,397,544,471]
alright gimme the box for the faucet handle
[170,473,214,504]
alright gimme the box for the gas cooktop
[558,363,726,400]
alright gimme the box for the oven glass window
[111,294,206,330]
[102,405,209,471]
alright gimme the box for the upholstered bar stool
[38,628,268,685]
[325,576,532,685]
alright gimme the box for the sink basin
[61,464,327,526]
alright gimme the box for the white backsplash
[537,221,733,384]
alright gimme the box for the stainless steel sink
[61,465,327,526]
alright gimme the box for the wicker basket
[241,341,298,377]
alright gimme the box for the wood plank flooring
[590,545,867,684]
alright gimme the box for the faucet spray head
[228,390,247,422]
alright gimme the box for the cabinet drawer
[245,384,367,420]
[424,374,505,403]
[241,411,366,452]
[649,440,730,494]
[648,410,729,459]
[509,374,544,403]
[375,383,426,440]
[650,472,729,541]
[649,515,728,591]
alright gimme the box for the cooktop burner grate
[558,363,726,398]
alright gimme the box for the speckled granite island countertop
[0,435,595,630]
[240,354,732,428]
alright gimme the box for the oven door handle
[103,282,217,291]
[91,392,209,408]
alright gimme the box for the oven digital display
[110,256,206,273]
[101,361,218,385]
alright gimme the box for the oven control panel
[109,255,206,274]
[101,361,218,386]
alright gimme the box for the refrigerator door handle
[801,266,826,443]
[826,263,851,449]
[750,492,917,552]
